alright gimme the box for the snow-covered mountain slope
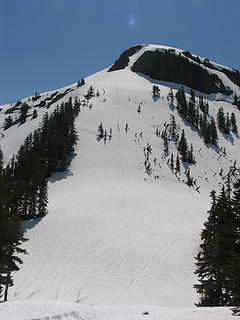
[0,44,239,318]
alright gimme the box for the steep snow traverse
[0,44,239,319]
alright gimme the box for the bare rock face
[131,49,232,95]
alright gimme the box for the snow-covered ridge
[109,44,240,99]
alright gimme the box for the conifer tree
[194,187,236,306]
[230,112,238,133]
[178,130,188,162]
[19,103,29,124]
[210,116,218,145]
[3,115,13,130]
[224,113,231,134]
[170,115,177,139]
[97,122,104,138]
[176,87,188,117]
[0,157,27,301]
[32,109,38,119]
[152,85,160,97]
[187,143,196,164]
[170,153,174,170]
[167,88,174,104]
[217,107,226,132]
[175,154,181,172]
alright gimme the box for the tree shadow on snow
[47,170,73,183]
[22,216,44,233]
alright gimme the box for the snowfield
[0,45,239,319]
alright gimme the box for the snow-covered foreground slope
[0,301,233,320]
[0,45,239,318]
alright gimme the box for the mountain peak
[109,44,240,98]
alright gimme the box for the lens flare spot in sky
[128,14,136,30]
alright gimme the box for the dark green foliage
[170,115,177,139]
[9,98,79,219]
[178,130,188,162]
[46,88,73,108]
[108,45,143,72]
[175,154,181,172]
[186,169,194,186]
[167,88,174,104]
[19,102,30,124]
[5,101,21,114]
[187,143,196,164]
[77,78,85,88]
[85,86,95,100]
[170,153,174,170]
[3,115,13,130]
[194,181,240,307]
[32,109,38,119]
[217,107,226,132]
[210,117,218,145]
[152,85,160,97]
[230,112,238,133]
[199,96,209,115]
[34,100,46,108]
[97,122,104,139]
[176,87,188,117]
[0,149,27,301]
[32,92,41,102]
[45,91,58,101]
[131,50,231,95]
[233,94,240,109]
[199,114,218,145]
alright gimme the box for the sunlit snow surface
[0,45,239,319]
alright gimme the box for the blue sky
[0,0,239,104]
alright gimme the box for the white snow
[0,45,239,319]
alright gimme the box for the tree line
[0,97,79,301]
[194,179,240,313]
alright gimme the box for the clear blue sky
[1,0,239,104]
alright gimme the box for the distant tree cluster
[217,107,238,134]
[194,181,240,308]
[175,87,218,145]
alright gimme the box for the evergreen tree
[176,87,188,117]
[228,180,240,305]
[210,116,218,145]
[97,122,104,138]
[152,85,160,97]
[175,154,181,172]
[77,78,85,88]
[19,103,29,124]
[163,135,169,153]
[188,89,197,125]
[230,112,238,133]
[194,187,236,306]
[170,115,177,139]
[187,143,196,164]
[170,153,174,170]
[217,107,226,132]
[224,113,230,134]
[3,115,13,130]
[0,158,27,301]
[167,88,174,104]
[32,109,38,119]
[178,130,188,162]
